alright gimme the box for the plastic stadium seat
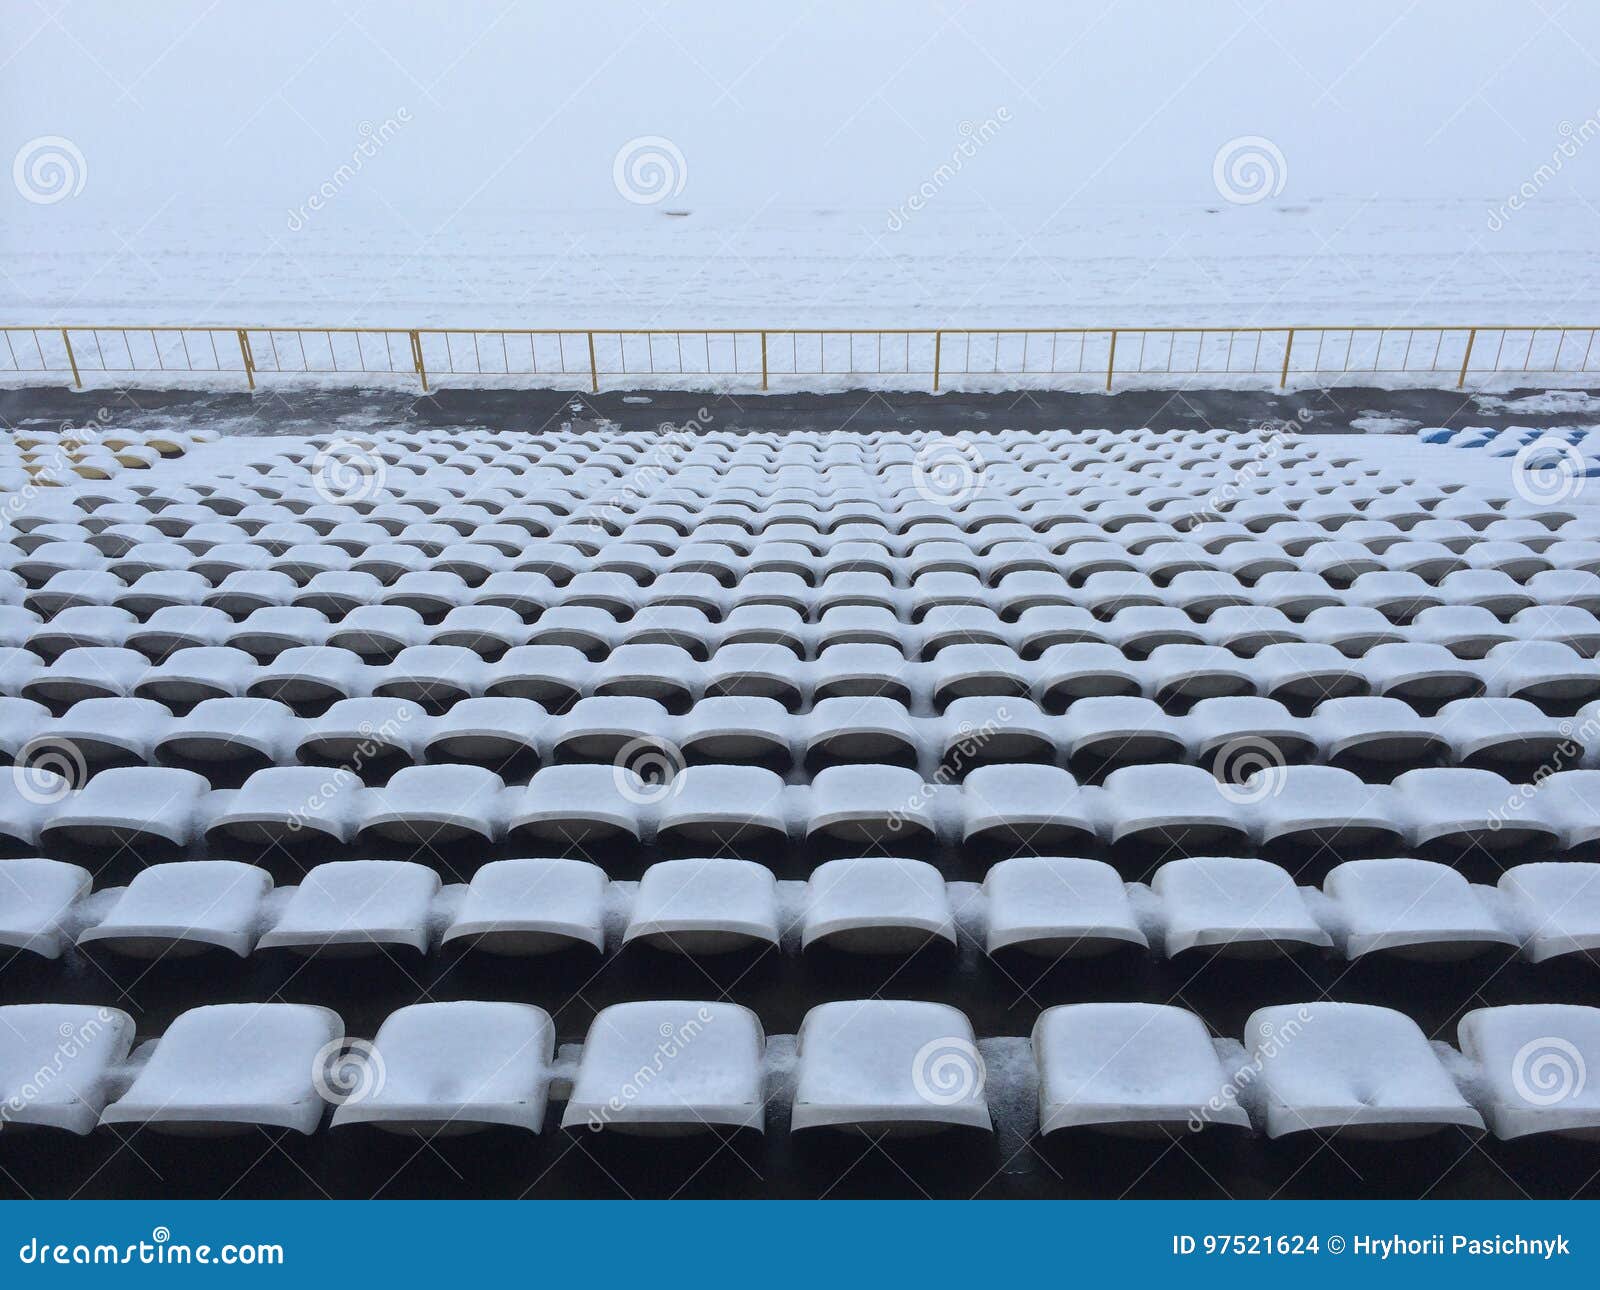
[982,856,1145,956]
[791,1000,990,1134]
[562,1001,765,1133]
[330,1001,557,1135]
[1456,1006,1600,1139]
[802,857,954,954]
[623,858,781,953]
[102,1003,342,1134]
[1323,858,1515,960]
[78,860,272,957]
[1152,857,1330,957]
[0,1004,135,1132]
[1033,1004,1249,1134]
[259,860,440,954]
[1244,1002,1483,1139]
[0,858,91,958]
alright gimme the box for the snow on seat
[1436,696,1571,766]
[258,860,440,954]
[551,695,672,761]
[653,764,788,847]
[359,765,506,843]
[791,1000,990,1134]
[805,695,920,765]
[1311,695,1449,764]
[28,570,127,616]
[1034,643,1142,705]
[101,1003,341,1135]
[1345,571,1440,620]
[21,647,150,707]
[331,1001,556,1135]
[207,765,364,845]
[26,605,137,656]
[150,696,298,765]
[248,645,369,706]
[1060,696,1183,765]
[1249,764,1397,851]
[940,696,1054,767]
[623,858,780,953]
[78,860,272,957]
[802,857,954,953]
[0,1004,135,1133]
[1359,642,1483,704]
[379,571,472,617]
[1184,696,1313,764]
[1456,1006,1600,1139]
[1250,642,1365,704]
[717,606,807,655]
[1498,863,1600,962]
[485,644,590,709]
[324,605,428,657]
[0,858,91,958]
[295,696,425,764]
[1485,641,1600,705]
[1302,606,1404,656]
[443,857,607,954]
[1251,571,1342,617]
[52,696,172,765]
[420,696,545,763]
[678,695,792,764]
[960,763,1096,849]
[1102,764,1248,851]
[1245,1002,1483,1139]
[1409,605,1514,658]
[1439,569,1534,615]
[429,605,528,656]
[44,766,209,850]
[133,646,256,705]
[1390,767,1558,854]
[225,606,333,659]
[509,764,644,842]
[0,695,49,761]
[373,645,489,711]
[295,571,388,616]
[811,642,911,703]
[561,1000,765,1133]
[806,764,933,844]
[929,643,1032,706]
[125,605,235,659]
[471,571,556,615]
[202,570,297,617]
[1152,856,1329,957]
[982,856,1145,956]
[1515,605,1600,655]
[1033,1003,1248,1135]
[1322,858,1514,960]
[592,643,699,708]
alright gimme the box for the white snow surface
[7,2,1600,330]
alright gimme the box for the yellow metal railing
[3,325,1597,393]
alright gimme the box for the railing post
[1457,327,1478,388]
[1280,328,1295,388]
[760,331,768,391]
[410,329,428,393]
[586,331,599,394]
[60,328,81,389]
[236,329,255,391]
[1106,329,1118,392]
[933,330,942,392]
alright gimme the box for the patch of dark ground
[1,382,1588,438]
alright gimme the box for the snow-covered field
[6,2,1600,337]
